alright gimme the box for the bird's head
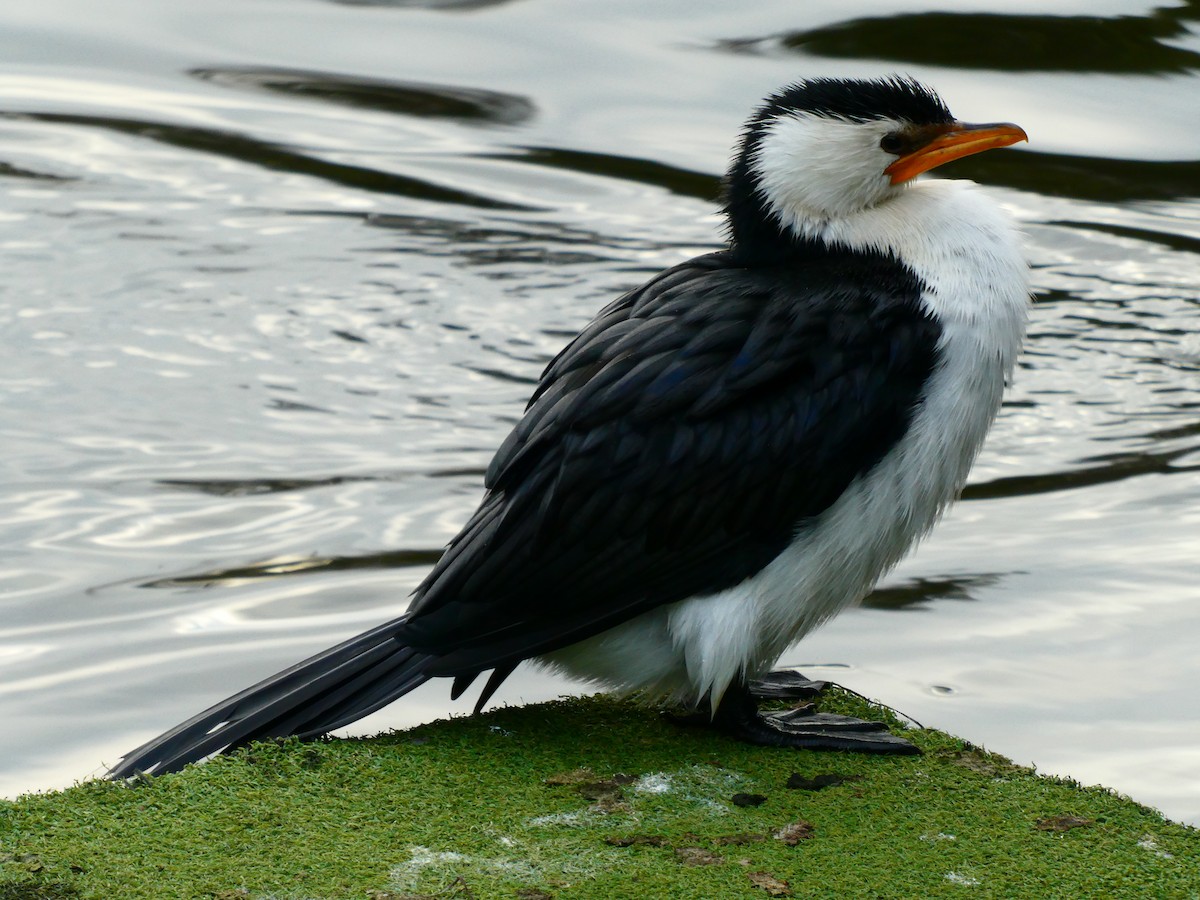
[723,76,1027,257]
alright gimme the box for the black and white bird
[110,76,1029,777]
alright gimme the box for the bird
[109,76,1029,777]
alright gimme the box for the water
[1,0,1198,825]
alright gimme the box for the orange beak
[885,121,1028,184]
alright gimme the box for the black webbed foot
[710,676,920,755]
[747,669,830,701]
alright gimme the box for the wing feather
[400,247,940,675]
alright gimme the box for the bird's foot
[747,669,829,700]
[711,679,920,755]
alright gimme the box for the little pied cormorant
[110,76,1029,777]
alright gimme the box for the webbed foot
[712,676,920,755]
[748,669,829,700]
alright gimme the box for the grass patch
[2,692,1197,898]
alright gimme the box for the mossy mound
[2,692,1196,898]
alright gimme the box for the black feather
[759,76,952,126]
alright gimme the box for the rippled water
[2,0,1198,824]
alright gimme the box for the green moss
[2,693,1196,899]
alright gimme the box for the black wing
[399,247,940,676]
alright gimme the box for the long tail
[108,617,433,778]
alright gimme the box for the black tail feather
[108,618,433,778]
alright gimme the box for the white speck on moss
[532,765,752,831]
[1138,835,1174,859]
[390,845,542,892]
[634,773,673,794]
[405,846,465,868]
[528,809,590,827]
[390,836,605,893]
[945,872,980,886]
[393,845,466,883]
[920,832,957,841]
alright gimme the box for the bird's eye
[880,133,905,154]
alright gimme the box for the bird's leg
[711,678,920,754]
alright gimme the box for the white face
[750,112,908,225]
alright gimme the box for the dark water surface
[2,0,1198,825]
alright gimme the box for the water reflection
[964,444,1200,500]
[960,150,1200,203]
[361,212,651,266]
[141,548,444,589]
[485,146,720,201]
[1057,220,1200,256]
[725,7,1200,73]
[327,0,523,9]
[861,573,1005,611]
[0,160,70,181]
[158,474,396,496]
[191,67,537,127]
[3,111,533,210]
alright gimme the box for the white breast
[541,180,1030,709]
